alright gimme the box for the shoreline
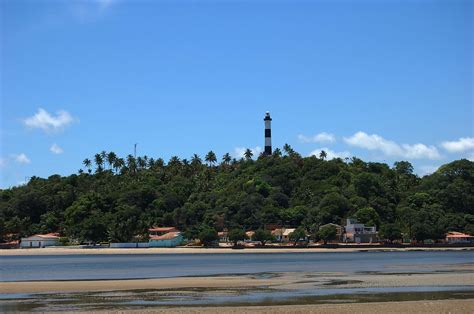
[1,246,473,256]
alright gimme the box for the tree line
[1,145,473,244]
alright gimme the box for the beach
[1,250,473,312]
[125,300,474,314]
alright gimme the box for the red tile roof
[148,227,177,232]
[149,232,181,241]
[26,233,60,239]
[446,232,474,238]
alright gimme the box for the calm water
[1,250,473,282]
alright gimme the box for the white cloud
[50,143,64,154]
[343,131,441,160]
[233,146,263,159]
[23,108,74,132]
[418,165,440,176]
[13,153,31,164]
[309,148,351,160]
[0,158,6,167]
[440,137,474,153]
[298,132,336,144]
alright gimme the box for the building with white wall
[20,233,60,248]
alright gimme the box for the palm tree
[222,153,232,165]
[191,154,202,165]
[319,150,327,160]
[107,152,117,171]
[205,151,217,167]
[137,156,146,170]
[148,157,155,168]
[100,151,107,163]
[244,148,253,160]
[126,154,136,174]
[113,158,125,173]
[273,148,282,158]
[283,143,294,156]
[168,156,181,167]
[94,153,104,172]
[83,158,92,174]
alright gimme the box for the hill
[1,147,473,243]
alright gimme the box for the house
[343,218,378,243]
[218,230,229,243]
[20,233,60,248]
[245,230,255,241]
[271,228,296,242]
[446,231,474,244]
[149,232,183,247]
[319,223,344,242]
[148,226,182,247]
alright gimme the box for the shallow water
[1,250,473,282]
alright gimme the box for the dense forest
[1,146,473,244]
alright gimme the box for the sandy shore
[2,270,473,294]
[125,300,474,314]
[1,246,473,256]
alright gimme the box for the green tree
[107,152,117,171]
[244,149,253,160]
[316,225,337,244]
[289,227,307,246]
[228,228,247,246]
[319,150,327,160]
[252,229,274,246]
[379,223,402,243]
[83,158,92,174]
[222,153,232,165]
[205,151,217,167]
[198,226,218,246]
[107,205,142,242]
[94,153,104,173]
[355,207,380,227]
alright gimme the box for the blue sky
[1,0,473,188]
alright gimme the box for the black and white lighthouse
[264,111,272,155]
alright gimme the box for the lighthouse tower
[264,111,272,155]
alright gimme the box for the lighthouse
[264,111,272,155]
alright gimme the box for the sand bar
[2,270,473,294]
[123,299,474,314]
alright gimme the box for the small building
[446,231,474,244]
[149,232,183,248]
[245,230,255,241]
[271,228,296,242]
[343,219,378,243]
[20,233,60,248]
[319,223,344,242]
[218,230,229,243]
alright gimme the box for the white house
[343,218,378,243]
[20,233,60,248]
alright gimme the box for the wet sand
[1,246,473,256]
[130,300,474,313]
[2,270,473,294]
